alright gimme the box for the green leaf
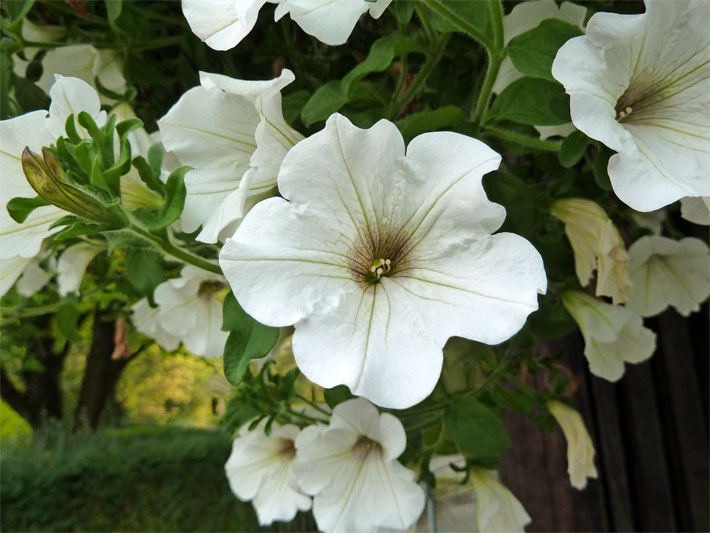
[6,196,50,223]
[282,89,310,125]
[52,221,113,241]
[507,19,583,81]
[147,144,164,180]
[57,302,82,343]
[488,387,536,413]
[222,292,280,387]
[132,155,166,196]
[125,249,165,304]
[301,81,347,128]
[324,385,353,409]
[489,77,571,126]
[4,0,35,26]
[593,146,613,191]
[150,166,188,230]
[425,0,492,45]
[105,0,123,32]
[396,105,464,139]
[559,130,588,168]
[444,396,510,461]
[392,0,415,24]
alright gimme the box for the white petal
[16,259,53,297]
[131,298,180,351]
[547,401,598,490]
[562,290,630,343]
[0,205,64,260]
[0,256,32,297]
[182,0,267,50]
[47,75,106,138]
[680,196,710,225]
[628,235,710,317]
[469,469,531,533]
[56,242,102,296]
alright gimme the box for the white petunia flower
[0,257,36,297]
[469,468,531,533]
[680,196,710,225]
[551,198,632,304]
[220,113,547,409]
[562,290,656,381]
[158,69,302,243]
[56,242,103,296]
[628,235,710,317]
[293,398,425,533]
[547,400,598,490]
[552,0,710,211]
[15,257,54,297]
[225,419,311,525]
[130,298,180,352]
[182,0,391,51]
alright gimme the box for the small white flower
[547,400,598,490]
[551,198,632,304]
[552,0,710,211]
[15,257,54,297]
[56,242,102,296]
[680,196,710,226]
[225,419,311,525]
[220,113,547,408]
[131,298,180,352]
[562,290,656,381]
[293,398,425,533]
[182,0,391,51]
[158,69,302,243]
[628,235,710,317]
[469,468,531,533]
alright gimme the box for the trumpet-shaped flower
[680,196,710,225]
[551,198,632,304]
[547,400,598,490]
[552,0,710,211]
[132,266,228,357]
[220,113,547,408]
[158,69,302,243]
[469,468,531,533]
[56,242,103,296]
[628,235,710,317]
[562,290,656,381]
[182,0,391,51]
[131,298,180,352]
[225,419,311,525]
[293,398,425,533]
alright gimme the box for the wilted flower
[547,400,598,490]
[469,468,531,533]
[293,398,425,533]
[158,69,302,243]
[562,290,656,381]
[225,419,311,525]
[220,113,546,408]
[628,235,710,317]
[552,0,710,211]
[551,198,632,304]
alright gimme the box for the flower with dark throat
[220,113,547,409]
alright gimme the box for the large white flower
[225,419,311,525]
[628,235,710,317]
[293,398,425,533]
[547,400,598,490]
[132,266,228,357]
[158,69,302,243]
[220,113,547,409]
[469,468,531,533]
[562,290,656,381]
[182,0,391,51]
[552,0,710,212]
[551,198,632,304]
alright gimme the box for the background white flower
[220,113,547,408]
[628,235,710,317]
[680,196,710,226]
[158,69,301,243]
[547,400,598,490]
[225,419,311,525]
[56,242,103,296]
[469,468,531,533]
[552,0,710,212]
[293,398,425,533]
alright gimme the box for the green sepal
[5,196,50,223]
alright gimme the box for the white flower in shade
[220,113,547,409]
[182,0,391,51]
[680,196,710,226]
[552,0,710,212]
[293,398,425,533]
[562,290,656,381]
[158,69,302,243]
[628,235,710,317]
[547,400,598,490]
[0,257,38,297]
[56,242,103,296]
[15,257,54,297]
[130,298,180,352]
[469,468,531,533]
[551,198,632,304]
[225,419,311,525]
[151,266,228,357]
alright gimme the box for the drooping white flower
[551,198,632,304]
[547,400,598,490]
[158,69,302,243]
[182,0,391,51]
[15,257,54,297]
[0,257,35,297]
[552,0,710,211]
[132,265,228,357]
[293,398,425,533]
[225,419,311,525]
[628,235,710,317]
[680,196,710,226]
[56,242,103,296]
[220,113,547,409]
[469,468,531,533]
[562,290,656,381]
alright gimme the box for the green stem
[482,125,563,151]
[295,394,332,417]
[418,0,494,50]
[286,407,328,425]
[415,3,436,45]
[488,0,504,50]
[128,225,223,275]
[471,0,506,127]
